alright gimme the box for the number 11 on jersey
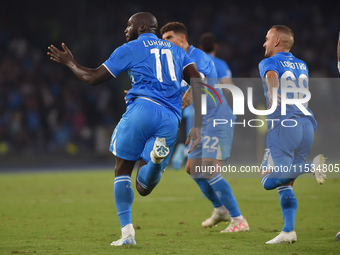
[151,48,177,82]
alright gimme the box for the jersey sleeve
[216,59,232,79]
[258,58,279,78]
[102,44,133,77]
[195,52,213,76]
[181,80,189,93]
[182,50,195,70]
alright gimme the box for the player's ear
[139,24,146,33]
[274,38,280,47]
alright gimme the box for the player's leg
[265,119,315,244]
[199,158,248,233]
[186,157,230,228]
[110,99,159,246]
[136,105,179,196]
[111,157,136,246]
[261,118,325,190]
[261,122,302,190]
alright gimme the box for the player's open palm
[47,43,74,66]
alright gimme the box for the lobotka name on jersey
[280,61,307,71]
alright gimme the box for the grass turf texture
[0,168,339,255]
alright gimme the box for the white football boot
[110,223,136,246]
[202,211,231,228]
[220,217,249,233]
[312,154,327,184]
[150,137,170,164]
[335,231,340,241]
[265,230,297,244]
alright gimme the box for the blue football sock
[277,186,297,232]
[207,174,241,217]
[136,160,163,190]
[261,160,312,190]
[114,175,134,228]
[190,173,222,208]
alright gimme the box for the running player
[338,31,340,73]
[335,31,340,242]
[48,12,204,246]
[259,25,326,244]
[199,32,234,87]
[161,22,249,233]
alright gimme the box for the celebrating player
[47,12,204,246]
[259,25,326,244]
[338,31,340,73]
[199,32,235,88]
[161,22,249,233]
[335,31,340,242]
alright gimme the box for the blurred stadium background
[1,0,339,170]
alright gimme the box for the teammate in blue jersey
[258,25,327,244]
[338,31,340,74]
[199,32,234,87]
[161,22,249,233]
[335,31,340,242]
[172,33,237,170]
[47,12,204,246]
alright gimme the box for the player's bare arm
[181,86,192,110]
[264,70,281,109]
[220,77,234,94]
[183,63,203,153]
[337,31,340,72]
[47,43,112,85]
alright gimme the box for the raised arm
[47,43,113,85]
[264,70,281,109]
[338,31,340,73]
[183,63,203,153]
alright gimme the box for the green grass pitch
[0,168,339,254]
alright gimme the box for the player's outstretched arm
[337,31,340,73]
[183,63,203,153]
[47,43,112,85]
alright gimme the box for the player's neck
[183,42,190,53]
[273,48,290,56]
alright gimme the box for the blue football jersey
[207,54,232,80]
[187,46,235,122]
[103,33,194,120]
[258,52,317,130]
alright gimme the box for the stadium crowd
[0,1,339,158]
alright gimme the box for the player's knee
[185,164,191,175]
[261,175,276,190]
[136,182,152,196]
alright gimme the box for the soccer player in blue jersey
[338,31,340,74]
[258,25,326,244]
[171,33,236,170]
[47,12,204,246]
[336,31,340,242]
[161,22,249,233]
[199,32,234,87]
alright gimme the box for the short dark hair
[160,22,188,38]
[199,32,216,53]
